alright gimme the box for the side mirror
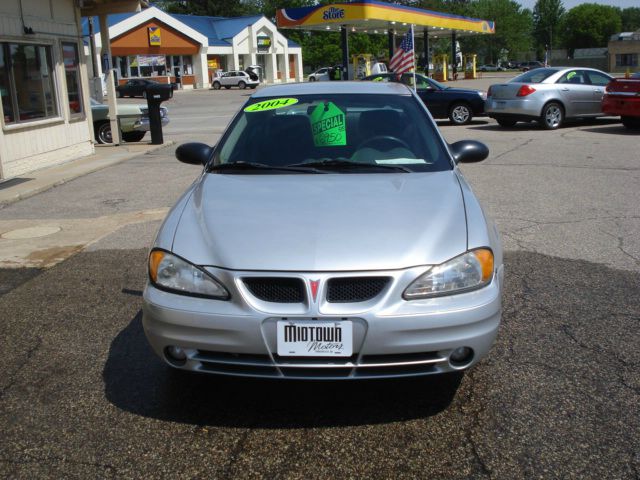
[176,142,213,165]
[449,140,489,164]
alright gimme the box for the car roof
[251,81,412,98]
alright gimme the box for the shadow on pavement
[103,311,462,428]
[469,117,621,131]
[436,119,489,126]
[580,124,638,135]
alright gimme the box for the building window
[128,56,139,77]
[62,42,83,117]
[139,54,166,76]
[0,43,58,125]
[616,54,638,67]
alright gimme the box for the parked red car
[602,73,640,130]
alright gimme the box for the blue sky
[517,0,638,10]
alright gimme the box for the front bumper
[133,116,170,132]
[143,264,503,380]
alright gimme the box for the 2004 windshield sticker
[244,97,298,112]
[310,102,346,147]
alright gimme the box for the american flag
[389,27,415,74]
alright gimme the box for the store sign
[148,26,161,46]
[322,7,345,20]
[257,36,271,52]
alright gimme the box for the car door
[220,72,233,87]
[408,75,447,117]
[124,80,137,95]
[556,70,594,117]
[585,70,613,115]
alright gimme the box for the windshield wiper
[288,159,412,173]
[209,161,326,174]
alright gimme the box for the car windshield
[511,68,557,83]
[211,93,451,173]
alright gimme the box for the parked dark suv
[519,61,544,72]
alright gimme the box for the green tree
[533,0,564,57]
[621,7,640,32]
[157,0,253,17]
[462,0,533,64]
[560,4,622,50]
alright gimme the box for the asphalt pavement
[0,81,639,479]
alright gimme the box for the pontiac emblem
[309,280,320,302]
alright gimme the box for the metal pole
[388,28,394,61]
[424,28,429,77]
[88,17,99,79]
[99,14,120,145]
[411,25,416,92]
[341,26,349,80]
[451,32,457,80]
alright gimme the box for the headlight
[403,249,494,299]
[148,249,229,299]
[477,91,487,99]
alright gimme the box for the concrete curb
[0,141,175,207]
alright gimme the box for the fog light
[165,345,187,365]
[450,347,474,367]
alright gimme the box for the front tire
[449,103,472,125]
[238,80,246,89]
[212,81,221,90]
[95,121,112,144]
[122,131,146,142]
[621,116,640,130]
[309,76,316,82]
[540,102,564,130]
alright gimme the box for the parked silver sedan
[143,82,503,380]
[486,67,613,129]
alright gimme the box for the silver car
[212,70,259,90]
[143,82,503,380]
[308,67,330,82]
[486,67,613,129]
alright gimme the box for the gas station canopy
[276,0,495,38]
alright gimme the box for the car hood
[171,171,468,271]
[444,87,483,95]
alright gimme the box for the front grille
[193,349,448,379]
[326,277,390,303]
[243,277,305,303]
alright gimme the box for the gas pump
[432,54,448,82]
[463,54,477,79]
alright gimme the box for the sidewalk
[0,140,174,206]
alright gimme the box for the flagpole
[411,25,416,92]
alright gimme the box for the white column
[266,53,277,83]
[232,53,240,70]
[295,52,303,82]
[99,14,120,145]
[194,47,209,88]
[283,45,290,82]
[248,24,256,67]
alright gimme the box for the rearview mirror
[175,142,213,165]
[449,140,489,164]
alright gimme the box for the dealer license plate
[276,320,353,357]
